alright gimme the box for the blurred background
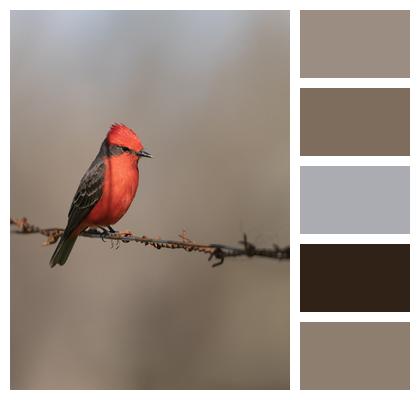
[11,11,289,389]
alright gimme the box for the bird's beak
[137,149,152,158]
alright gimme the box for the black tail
[49,233,78,267]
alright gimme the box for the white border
[4,0,418,11]
[1,1,10,398]
[301,78,410,88]
[300,313,411,323]
[2,0,419,398]
[300,234,411,244]
[301,156,410,166]
[290,7,300,392]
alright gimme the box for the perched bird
[50,123,152,267]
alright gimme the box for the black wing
[64,155,105,235]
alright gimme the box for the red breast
[84,153,139,227]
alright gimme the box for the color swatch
[300,10,410,77]
[300,166,410,234]
[300,88,410,156]
[300,322,410,389]
[300,244,410,312]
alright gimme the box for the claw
[100,230,107,242]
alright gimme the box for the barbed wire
[10,217,290,267]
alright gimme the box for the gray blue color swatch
[300,166,410,234]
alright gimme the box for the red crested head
[106,123,144,152]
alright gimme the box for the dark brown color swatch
[301,10,410,77]
[301,323,410,389]
[300,244,410,312]
[300,88,410,156]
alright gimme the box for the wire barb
[10,217,290,267]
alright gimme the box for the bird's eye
[121,146,130,152]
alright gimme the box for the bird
[50,123,152,267]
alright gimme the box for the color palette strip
[300,244,410,312]
[299,9,411,391]
[301,88,410,156]
[300,10,410,77]
[300,323,410,389]
[300,166,410,234]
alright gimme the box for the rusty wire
[10,217,290,267]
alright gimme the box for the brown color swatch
[300,322,410,390]
[300,88,410,156]
[300,244,410,312]
[301,10,410,77]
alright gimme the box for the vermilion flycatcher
[50,123,152,267]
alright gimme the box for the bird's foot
[96,226,132,244]
[84,227,108,241]
[107,225,117,233]
[104,226,129,243]
[96,226,113,242]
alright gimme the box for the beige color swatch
[300,88,410,156]
[301,322,410,389]
[301,10,410,77]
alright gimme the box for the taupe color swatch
[301,88,410,156]
[301,323,410,390]
[301,10,410,77]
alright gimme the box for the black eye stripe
[108,144,135,156]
